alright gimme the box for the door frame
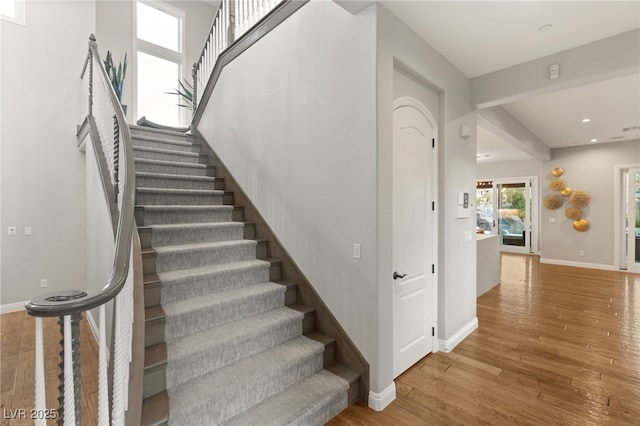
[483,176,539,255]
[392,96,439,373]
[614,164,640,271]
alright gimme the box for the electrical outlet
[24,226,32,236]
[579,250,585,256]
[40,279,48,288]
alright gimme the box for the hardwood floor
[1,254,638,425]
[330,253,640,425]
[0,312,98,426]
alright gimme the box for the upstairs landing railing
[25,34,136,426]
[193,0,288,112]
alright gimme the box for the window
[135,1,185,127]
[1,0,25,25]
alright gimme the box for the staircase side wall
[197,0,379,391]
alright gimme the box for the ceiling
[380,0,640,163]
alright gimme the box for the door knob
[393,271,407,280]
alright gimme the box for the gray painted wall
[541,140,640,267]
[1,1,94,306]
[198,0,380,391]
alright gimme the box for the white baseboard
[0,301,26,314]
[438,317,478,353]
[539,258,618,272]
[368,382,396,411]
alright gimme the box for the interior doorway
[476,177,539,254]
[617,166,640,273]
[392,97,437,378]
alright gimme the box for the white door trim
[392,96,439,360]
[615,164,640,271]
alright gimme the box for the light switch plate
[8,227,16,236]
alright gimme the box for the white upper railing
[194,0,281,108]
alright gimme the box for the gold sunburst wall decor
[569,191,591,208]
[549,179,565,191]
[560,187,573,197]
[573,219,590,232]
[565,207,582,220]
[544,194,563,210]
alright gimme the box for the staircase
[131,124,360,425]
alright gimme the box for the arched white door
[392,98,437,378]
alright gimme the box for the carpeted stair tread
[135,157,208,170]
[167,336,324,425]
[153,240,259,273]
[135,171,218,182]
[141,221,242,232]
[165,307,304,388]
[162,282,286,339]
[137,187,223,196]
[138,204,231,212]
[225,369,349,426]
[133,145,203,159]
[158,259,270,302]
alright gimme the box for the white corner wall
[197,0,380,392]
[1,1,95,307]
[541,140,640,268]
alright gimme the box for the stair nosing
[135,171,219,182]
[134,158,208,169]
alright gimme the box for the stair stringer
[192,127,370,402]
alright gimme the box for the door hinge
[432,264,435,274]
[432,327,435,337]
[432,138,435,148]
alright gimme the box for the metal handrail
[25,35,135,317]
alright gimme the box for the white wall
[541,140,640,268]
[198,0,380,392]
[377,3,477,389]
[1,1,94,307]
[477,159,542,180]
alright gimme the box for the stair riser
[130,128,194,144]
[160,264,270,304]
[145,319,165,348]
[155,243,257,273]
[132,137,200,153]
[166,318,302,389]
[164,290,285,340]
[136,176,223,191]
[134,149,207,165]
[139,208,232,225]
[142,225,244,248]
[174,353,324,425]
[136,191,223,206]
[143,365,166,400]
[135,161,214,177]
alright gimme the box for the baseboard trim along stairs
[131,124,366,425]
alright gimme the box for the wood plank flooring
[1,254,638,425]
[0,312,98,426]
[330,253,640,425]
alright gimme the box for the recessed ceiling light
[581,118,591,123]
[538,24,553,32]
[590,138,598,143]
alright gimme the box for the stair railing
[25,34,136,426]
[193,0,281,110]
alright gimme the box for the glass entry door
[477,177,538,254]
[625,168,640,273]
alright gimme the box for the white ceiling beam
[333,0,375,15]
[471,29,640,110]
[478,107,552,162]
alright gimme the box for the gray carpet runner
[132,125,348,425]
